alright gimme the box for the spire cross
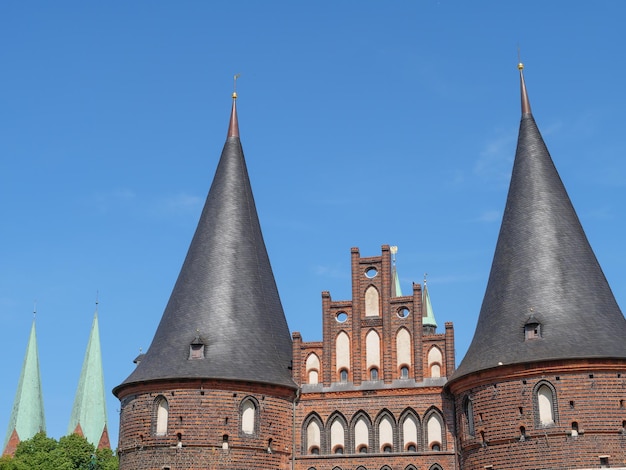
[33,301,37,320]
[390,245,398,265]
[424,272,428,285]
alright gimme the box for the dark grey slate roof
[451,67,626,383]
[115,98,296,392]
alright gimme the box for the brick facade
[292,246,456,470]
[115,244,626,470]
[449,360,626,470]
[116,380,296,470]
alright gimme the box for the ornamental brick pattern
[116,380,295,470]
[292,246,456,470]
[449,360,626,470]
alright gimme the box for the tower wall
[450,359,626,470]
[116,380,295,470]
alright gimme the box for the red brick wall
[116,379,296,470]
[450,359,626,470]
[294,387,456,469]
[292,246,457,469]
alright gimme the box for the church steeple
[3,318,46,456]
[116,88,295,391]
[390,246,403,297]
[451,64,626,381]
[422,278,438,333]
[68,305,110,449]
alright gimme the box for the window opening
[519,426,526,441]
[155,396,169,436]
[241,399,256,435]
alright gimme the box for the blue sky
[1,1,625,451]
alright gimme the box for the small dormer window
[189,334,205,360]
[525,322,541,340]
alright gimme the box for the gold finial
[518,62,524,71]
[232,73,240,99]
[424,272,428,284]
[390,246,398,265]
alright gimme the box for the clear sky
[1,0,625,451]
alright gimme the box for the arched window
[429,465,443,470]
[463,396,475,436]
[304,415,322,455]
[377,413,394,453]
[154,396,169,436]
[339,368,348,383]
[329,415,346,455]
[400,410,419,452]
[366,329,381,375]
[365,286,380,317]
[353,412,371,454]
[370,367,379,381]
[241,397,258,435]
[405,466,418,470]
[426,410,444,451]
[400,365,409,379]
[534,382,557,427]
[306,353,321,385]
[336,331,350,381]
[396,328,412,373]
[427,347,443,377]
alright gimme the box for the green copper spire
[3,320,46,456]
[67,309,110,449]
[422,280,438,330]
[391,246,403,297]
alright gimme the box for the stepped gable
[451,64,626,382]
[117,93,295,391]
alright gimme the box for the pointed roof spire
[3,319,46,456]
[115,86,295,392]
[451,64,626,382]
[68,306,110,449]
[227,74,240,138]
[422,276,438,329]
[518,62,532,115]
[390,246,403,297]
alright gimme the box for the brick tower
[292,245,456,470]
[113,89,297,470]
[447,65,626,469]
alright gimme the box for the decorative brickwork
[116,380,295,470]
[293,246,456,469]
[449,359,626,470]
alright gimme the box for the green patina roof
[67,311,108,448]
[3,321,46,453]
[422,282,438,329]
[392,264,403,297]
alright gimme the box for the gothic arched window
[154,396,169,436]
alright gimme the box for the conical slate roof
[3,320,45,456]
[68,310,110,449]
[116,95,295,391]
[451,65,626,382]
